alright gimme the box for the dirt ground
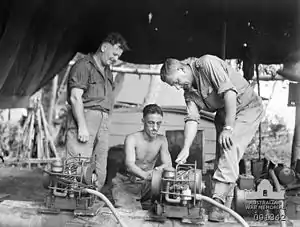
[0,165,142,207]
[0,166,46,202]
[0,165,298,227]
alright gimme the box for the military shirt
[184,55,258,122]
[67,54,114,113]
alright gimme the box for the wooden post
[8,109,11,121]
[56,65,71,106]
[40,104,59,158]
[36,106,45,163]
[27,111,35,169]
[292,101,300,168]
[255,64,262,160]
[48,74,58,126]
[290,2,300,168]
[111,66,160,75]
[221,21,227,60]
[111,65,286,81]
[57,67,70,98]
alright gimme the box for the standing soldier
[66,32,129,191]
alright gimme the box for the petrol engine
[40,156,99,216]
[150,162,206,223]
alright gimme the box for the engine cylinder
[163,167,175,179]
[51,159,63,173]
[162,168,175,195]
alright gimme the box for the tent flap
[0,0,299,108]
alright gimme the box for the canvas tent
[0,0,299,108]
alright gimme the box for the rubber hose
[196,194,249,227]
[84,188,129,227]
[85,188,247,227]
[269,169,287,227]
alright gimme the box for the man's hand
[77,126,89,143]
[219,129,233,150]
[154,166,164,171]
[175,147,190,164]
[144,170,153,180]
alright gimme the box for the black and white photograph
[0,1,299,227]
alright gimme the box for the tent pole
[221,21,227,60]
[292,101,300,169]
[255,64,262,160]
[48,74,58,126]
[290,1,300,169]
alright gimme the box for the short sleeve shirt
[67,54,114,112]
[184,55,253,122]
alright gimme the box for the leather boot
[208,198,225,222]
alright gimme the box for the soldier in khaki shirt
[160,55,265,222]
[66,33,129,191]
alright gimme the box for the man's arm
[70,88,86,129]
[218,90,236,150]
[124,135,150,180]
[223,90,237,128]
[197,56,237,150]
[68,59,90,142]
[183,121,198,150]
[183,101,200,149]
[155,137,172,170]
[70,88,89,142]
[175,101,199,163]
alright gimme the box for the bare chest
[135,140,161,161]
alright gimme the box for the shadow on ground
[0,166,46,201]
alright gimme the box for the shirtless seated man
[124,104,173,209]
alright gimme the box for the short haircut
[100,32,130,52]
[143,104,163,118]
[160,58,181,82]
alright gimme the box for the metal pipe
[160,191,188,197]
[161,178,193,182]
[110,66,287,81]
[269,169,287,227]
[111,66,160,75]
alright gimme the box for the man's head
[96,32,129,66]
[142,104,163,138]
[160,58,193,90]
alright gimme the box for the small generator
[39,156,99,216]
[150,162,206,223]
